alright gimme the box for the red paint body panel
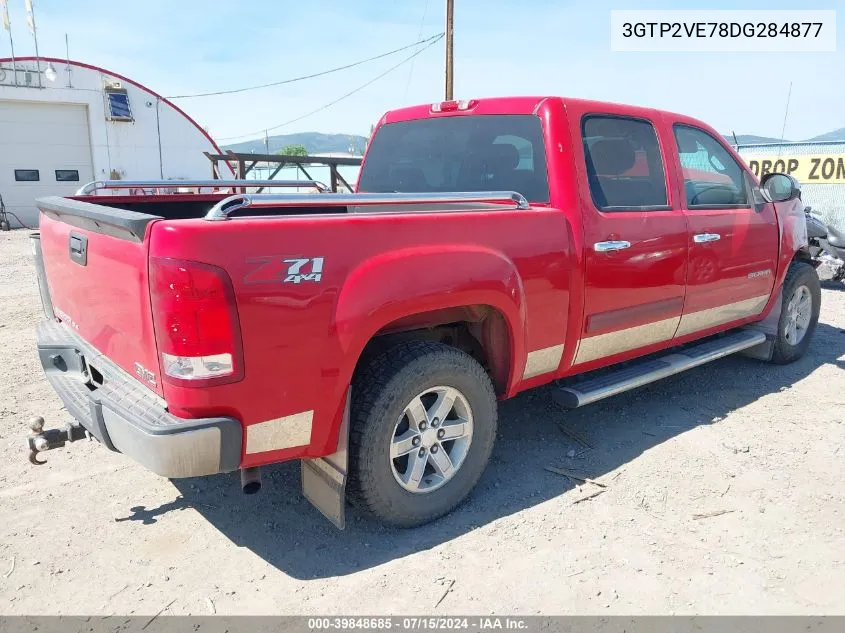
[36,95,807,471]
[39,213,164,396]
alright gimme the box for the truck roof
[380,95,708,132]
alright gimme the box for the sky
[2,0,844,144]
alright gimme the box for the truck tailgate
[37,197,164,397]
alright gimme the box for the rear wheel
[348,341,497,527]
[770,261,821,364]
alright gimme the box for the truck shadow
[160,321,845,580]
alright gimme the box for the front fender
[774,197,809,287]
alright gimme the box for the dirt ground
[1,228,844,616]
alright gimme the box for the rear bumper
[36,320,242,478]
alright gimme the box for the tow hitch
[26,416,90,465]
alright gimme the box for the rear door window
[582,115,669,211]
[358,115,550,202]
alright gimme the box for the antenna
[779,81,793,142]
[732,130,739,149]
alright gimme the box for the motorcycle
[805,206,845,282]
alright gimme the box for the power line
[167,32,443,99]
[217,33,443,142]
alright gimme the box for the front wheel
[770,261,821,364]
[348,341,497,527]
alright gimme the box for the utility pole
[445,0,454,100]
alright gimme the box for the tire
[348,340,497,528]
[770,261,821,364]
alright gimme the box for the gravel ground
[0,228,844,616]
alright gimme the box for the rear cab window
[358,115,550,203]
[581,115,670,211]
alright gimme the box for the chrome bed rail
[204,191,530,221]
[75,179,329,196]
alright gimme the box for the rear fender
[332,244,527,403]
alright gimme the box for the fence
[735,141,845,230]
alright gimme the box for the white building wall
[0,57,221,226]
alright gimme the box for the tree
[278,144,308,157]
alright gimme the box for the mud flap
[740,288,781,361]
[301,390,349,529]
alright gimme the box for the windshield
[358,114,550,203]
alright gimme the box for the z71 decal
[245,256,325,284]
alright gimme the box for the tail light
[150,257,244,386]
[431,99,478,113]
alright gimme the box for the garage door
[0,101,94,228]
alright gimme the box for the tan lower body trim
[574,316,680,365]
[675,294,769,337]
[523,344,564,379]
[245,410,313,454]
[573,293,771,365]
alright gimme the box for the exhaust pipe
[240,466,261,494]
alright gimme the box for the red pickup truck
[30,96,819,529]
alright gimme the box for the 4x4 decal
[245,256,324,284]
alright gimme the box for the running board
[553,330,767,409]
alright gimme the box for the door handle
[594,240,632,252]
[693,233,721,243]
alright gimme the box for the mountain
[724,134,787,145]
[219,125,845,156]
[222,132,367,156]
[805,127,845,143]
[725,127,845,145]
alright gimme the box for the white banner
[24,0,34,34]
[611,10,837,52]
[1,0,10,33]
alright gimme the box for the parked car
[29,96,819,528]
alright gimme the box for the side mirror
[760,172,801,203]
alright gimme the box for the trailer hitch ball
[28,417,47,464]
[26,417,89,466]
[29,416,45,434]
